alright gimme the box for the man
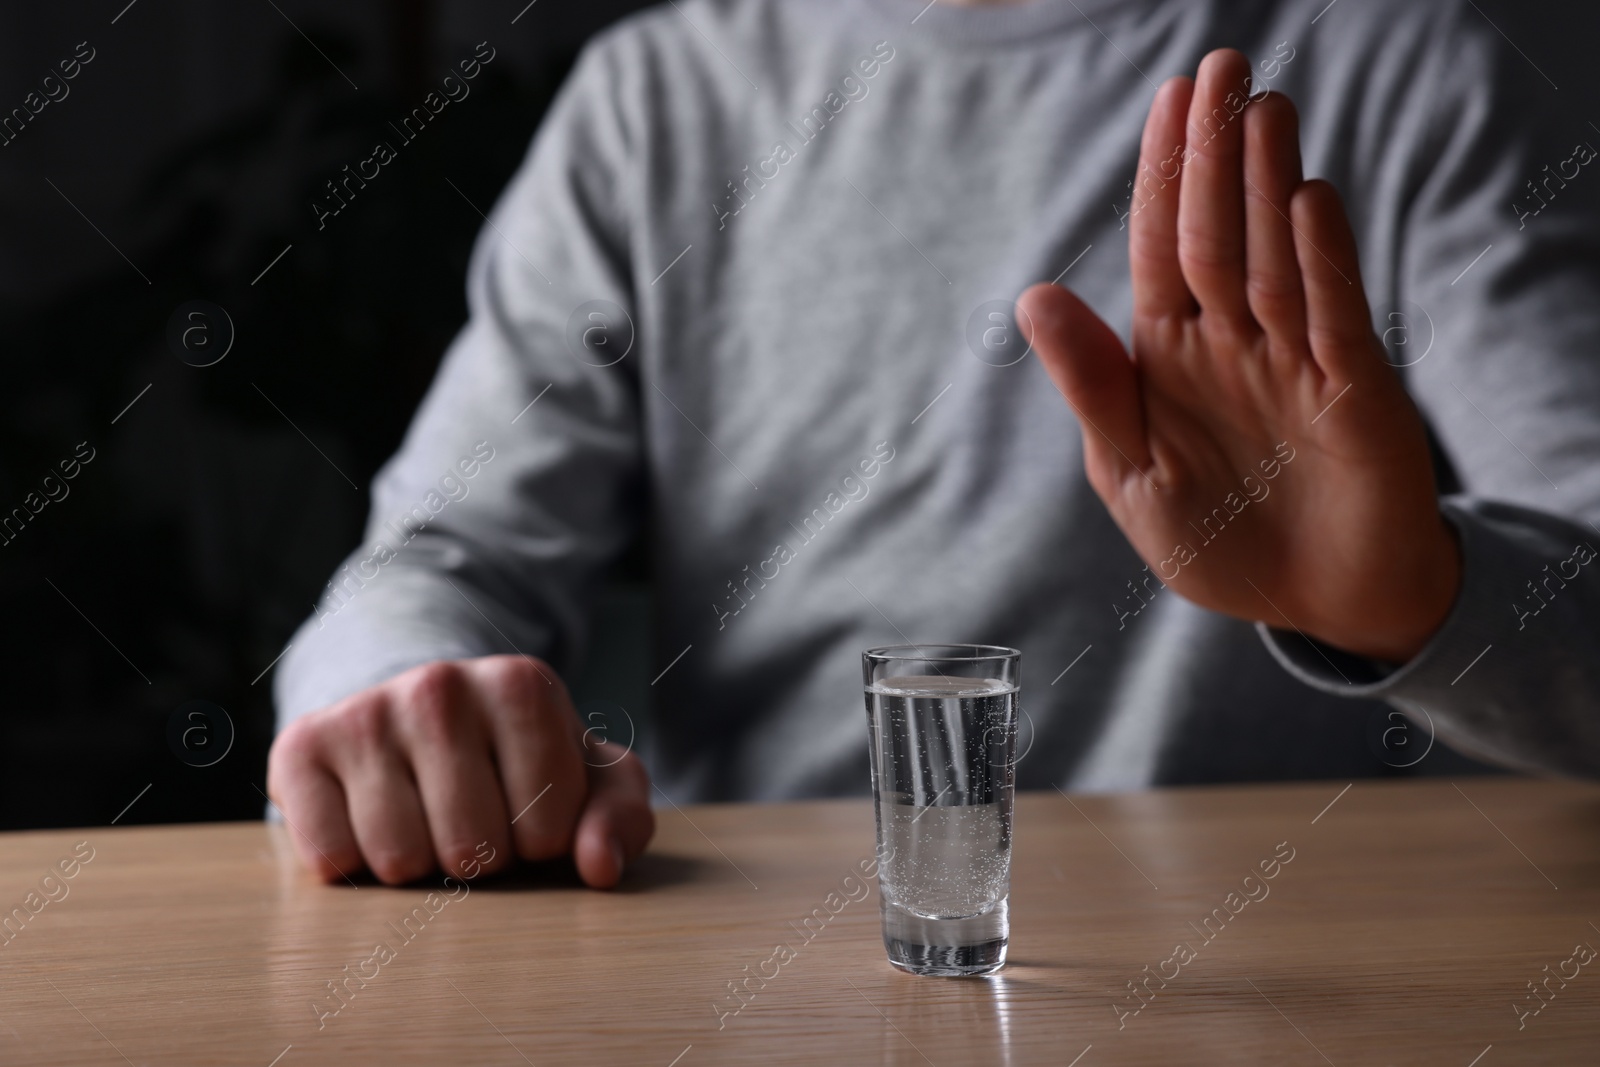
[269,0,1600,888]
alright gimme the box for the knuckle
[497,696,542,737]
[1197,313,1258,355]
[401,659,463,708]
[482,656,566,729]
[1246,276,1304,323]
[1241,161,1292,207]
[489,654,558,699]
[1245,268,1300,302]
[267,717,318,780]
[1147,456,1192,500]
[1177,228,1242,271]
[1307,322,1361,351]
[1129,232,1176,266]
[396,662,468,741]
[330,694,391,751]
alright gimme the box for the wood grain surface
[1,777,1597,1066]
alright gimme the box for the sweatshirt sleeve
[1261,4,1600,777]
[272,37,643,727]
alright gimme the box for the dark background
[0,0,653,829]
[1,0,1594,830]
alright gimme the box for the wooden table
[2,777,1597,1065]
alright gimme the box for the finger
[1130,75,1197,321]
[1242,91,1307,344]
[267,735,363,884]
[1290,179,1381,384]
[324,701,439,885]
[1177,49,1254,323]
[392,665,514,881]
[1018,283,1151,486]
[572,747,656,890]
[471,656,587,862]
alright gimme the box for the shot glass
[863,644,1020,977]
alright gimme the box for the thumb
[1017,282,1151,479]
[572,744,655,889]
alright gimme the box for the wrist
[1311,514,1463,665]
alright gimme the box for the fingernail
[608,838,626,876]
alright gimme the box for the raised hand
[1019,49,1459,664]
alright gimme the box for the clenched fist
[267,655,654,888]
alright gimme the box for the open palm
[1019,49,1459,663]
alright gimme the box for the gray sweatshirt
[274,0,1600,800]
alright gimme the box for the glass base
[885,936,1007,976]
[881,898,1008,976]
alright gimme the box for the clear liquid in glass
[866,674,1016,976]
